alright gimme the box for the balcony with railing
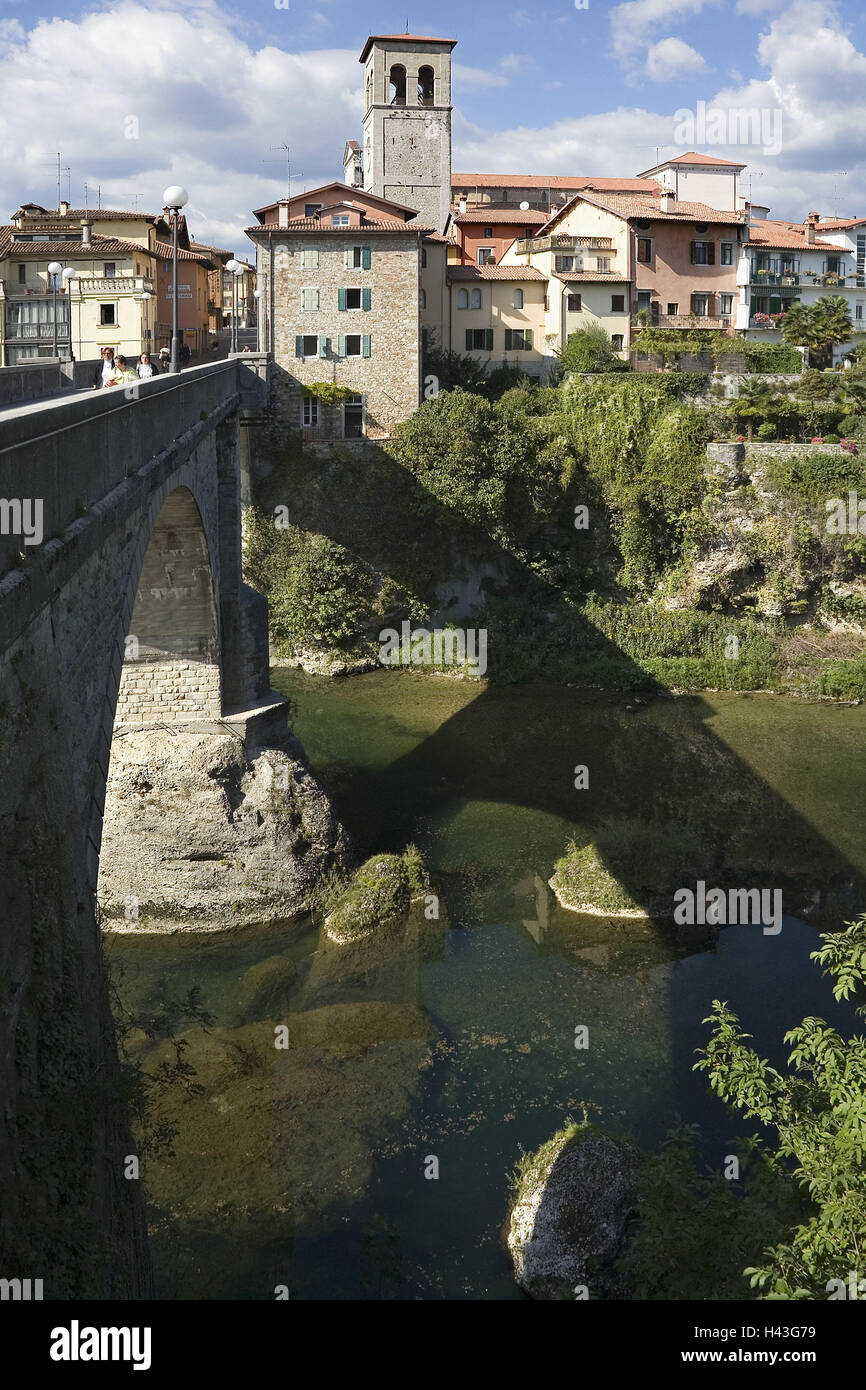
[74,276,155,293]
[514,234,613,255]
[654,313,731,330]
[750,271,800,287]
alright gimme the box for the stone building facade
[247,186,430,439]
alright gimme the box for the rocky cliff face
[98,719,349,931]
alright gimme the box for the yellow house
[499,197,631,358]
[446,265,548,379]
[0,203,159,365]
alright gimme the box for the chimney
[805,221,815,244]
[59,200,69,216]
[660,189,674,213]
[458,198,467,215]
[81,220,91,246]
[278,200,290,228]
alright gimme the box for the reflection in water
[109,673,866,1299]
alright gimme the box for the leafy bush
[271,531,377,648]
[560,323,629,374]
[819,653,866,698]
[756,422,777,440]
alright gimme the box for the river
[107,672,865,1299]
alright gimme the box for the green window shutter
[525,329,533,349]
[362,287,371,311]
[465,329,473,351]
[362,246,371,270]
[362,334,371,358]
[338,287,347,312]
[295,335,304,358]
[504,328,512,350]
[338,334,346,356]
[319,335,328,358]
[486,329,494,351]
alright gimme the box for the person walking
[179,339,191,367]
[108,355,137,387]
[137,352,157,378]
[93,346,115,388]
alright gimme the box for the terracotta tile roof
[656,152,745,168]
[153,239,214,262]
[453,208,548,224]
[246,218,431,235]
[11,207,158,223]
[189,240,234,258]
[360,33,457,61]
[447,265,546,281]
[816,217,866,231]
[252,182,421,222]
[423,232,450,243]
[557,272,630,283]
[538,191,744,233]
[747,221,841,252]
[0,231,154,258]
[453,173,662,193]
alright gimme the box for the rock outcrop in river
[508,1124,639,1299]
[98,723,348,930]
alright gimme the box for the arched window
[513,288,524,309]
[418,66,435,106]
[389,64,407,105]
[470,288,482,309]
[457,288,469,309]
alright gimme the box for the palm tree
[781,295,852,368]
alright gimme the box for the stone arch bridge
[0,358,342,1294]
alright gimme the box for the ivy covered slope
[246,369,866,696]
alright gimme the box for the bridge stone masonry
[0,355,347,1293]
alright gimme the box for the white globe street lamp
[141,288,152,357]
[225,259,241,353]
[163,185,190,372]
[61,267,76,360]
[47,261,64,358]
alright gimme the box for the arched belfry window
[418,66,435,106]
[389,64,407,105]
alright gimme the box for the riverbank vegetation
[246,351,866,697]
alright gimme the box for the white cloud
[646,36,708,80]
[0,0,360,255]
[500,52,539,75]
[453,63,508,89]
[610,0,719,67]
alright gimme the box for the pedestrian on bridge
[93,347,115,389]
[137,353,157,379]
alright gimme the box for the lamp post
[253,287,262,352]
[225,259,240,353]
[163,184,189,373]
[61,267,75,360]
[234,264,244,348]
[141,288,152,357]
[47,261,63,357]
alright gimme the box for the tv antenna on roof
[263,142,304,200]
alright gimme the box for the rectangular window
[99,303,116,325]
[344,334,362,356]
[504,328,532,350]
[104,262,116,278]
[691,292,709,315]
[720,293,733,314]
[857,304,864,321]
[667,303,678,316]
[611,334,624,351]
[302,397,319,427]
[302,287,320,311]
[17,264,25,283]
[611,294,625,312]
[477,248,495,266]
[637,238,652,264]
[346,246,372,269]
[331,214,350,227]
[296,334,318,358]
[691,241,715,265]
[567,293,582,312]
[596,256,610,272]
[301,249,319,269]
[305,203,322,218]
[344,288,362,309]
[343,397,364,439]
[637,290,652,309]
[554,255,574,272]
[720,242,734,266]
[465,328,494,351]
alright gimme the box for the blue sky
[1,0,865,253]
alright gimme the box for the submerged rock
[508,1125,639,1300]
[98,724,349,930]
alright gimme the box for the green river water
[108,672,866,1299]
